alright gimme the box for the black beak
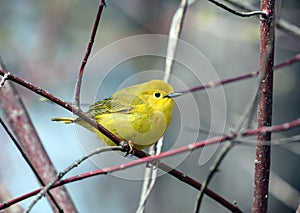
[164,92,182,98]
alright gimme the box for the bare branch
[208,0,267,18]
[74,0,106,107]
[252,1,275,211]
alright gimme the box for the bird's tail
[51,117,75,124]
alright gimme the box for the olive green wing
[86,92,144,118]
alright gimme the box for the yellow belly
[76,111,168,150]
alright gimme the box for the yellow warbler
[52,80,179,150]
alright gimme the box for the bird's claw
[120,140,134,156]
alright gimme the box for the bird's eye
[154,92,161,98]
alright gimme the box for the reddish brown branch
[208,0,267,18]
[74,0,106,107]
[252,1,275,212]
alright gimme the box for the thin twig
[25,146,123,213]
[74,0,106,107]
[223,0,300,36]
[208,0,267,18]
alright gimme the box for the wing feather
[86,93,144,118]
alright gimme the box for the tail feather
[51,117,75,124]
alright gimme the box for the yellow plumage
[52,80,176,150]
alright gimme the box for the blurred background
[0,0,300,212]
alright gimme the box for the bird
[52,80,180,150]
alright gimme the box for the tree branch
[252,1,275,212]
[208,0,267,18]
[74,0,106,107]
